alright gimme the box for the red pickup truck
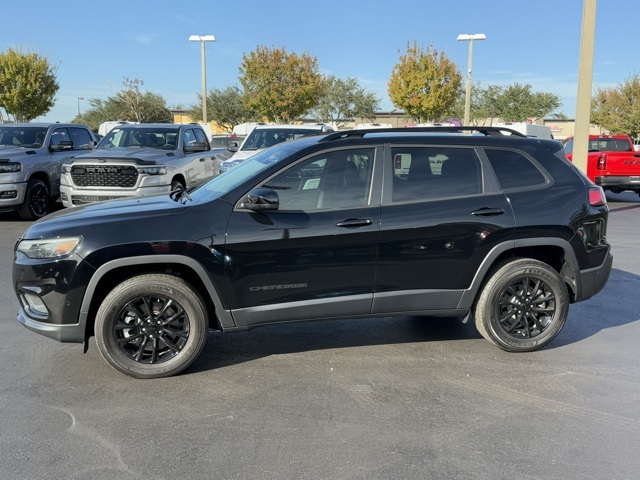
[563,134,640,198]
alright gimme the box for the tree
[491,83,561,122]
[313,76,380,128]
[189,85,257,132]
[0,48,59,122]
[74,77,172,130]
[591,74,640,138]
[388,41,462,123]
[239,45,323,123]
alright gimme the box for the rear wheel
[474,258,569,352]
[95,274,208,379]
[18,178,50,220]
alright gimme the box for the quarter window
[265,148,375,211]
[485,148,546,189]
[391,147,482,202]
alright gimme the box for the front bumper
[16,309,85,342]
[60,184,170,207]
[13,252,94,343]
[0,181,27,210]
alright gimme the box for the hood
[0,146,43,158]
[24,194,187,240]
[225,149,260,163]
[71,147,179,164]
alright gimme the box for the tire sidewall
[480,261,569,352]
[95,276,207,378]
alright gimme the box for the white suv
[220,124,334,173]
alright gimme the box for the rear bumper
[576,250,613,302]
[595,176,640,191]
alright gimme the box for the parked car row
[0,122,216,217]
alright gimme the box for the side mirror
[240,188,279,211]
[49,140,74,151]
[184,142,208,153]
[228,141,240,153]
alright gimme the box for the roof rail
[319,126,527,142]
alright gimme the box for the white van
[494,122,553,139]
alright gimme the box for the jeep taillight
[588,186,606,206]
[596,154,606,170]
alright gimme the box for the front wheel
[95,274,208,378]
[474,258,569,352]
[18,178,50,220]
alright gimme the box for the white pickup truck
[60,123,215,207]
[0,123,98,219]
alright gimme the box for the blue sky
[2,0,636,123]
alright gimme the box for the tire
[95,274,208,379]
[474,258,569,352]
[170,180,185,192]
[18,178,50,220]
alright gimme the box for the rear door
[223,147,381,327]
[373,144,516,314]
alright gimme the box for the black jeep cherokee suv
[13,127,613,378]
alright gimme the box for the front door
[223,147,381,327]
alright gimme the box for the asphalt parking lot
[1,192,639,480]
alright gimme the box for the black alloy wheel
[18,178,50,220]
[95,274,208,378]
[474,258,569,352]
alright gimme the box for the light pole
[77,97,84,116]
[189,34,216,124]
[456,33,486,126]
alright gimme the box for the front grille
[70,165,139,187]
[71,195,126,205]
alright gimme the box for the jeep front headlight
[17,237,82,259]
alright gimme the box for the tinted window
[68,127,93,150]
[265,148,375,211]
[193,128,209,146]
[485,148,546,189]
[241,128,321,151]
[391,146,482,202]
[50,128,71,146]
[563,138,573,155]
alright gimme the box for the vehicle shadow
[549,267,640,348]
[189,266,639,373]
[190,315,481,374]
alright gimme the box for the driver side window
[265,148,375,211]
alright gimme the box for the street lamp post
[189,35,216,124]
[456,33,486,126]
[77,97,84,116]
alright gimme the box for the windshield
[0,126,48,148]
[241,128,322,151]
[187,141,301,203]
[98,127,180,150]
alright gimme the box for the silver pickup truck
[60,123,215,207]
[0,123,98,219]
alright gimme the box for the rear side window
[485,148,546,189]
[391,146,482,202]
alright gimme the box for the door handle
[199,158,205,162]
[471,207,505,216]
[336,218,373,228]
